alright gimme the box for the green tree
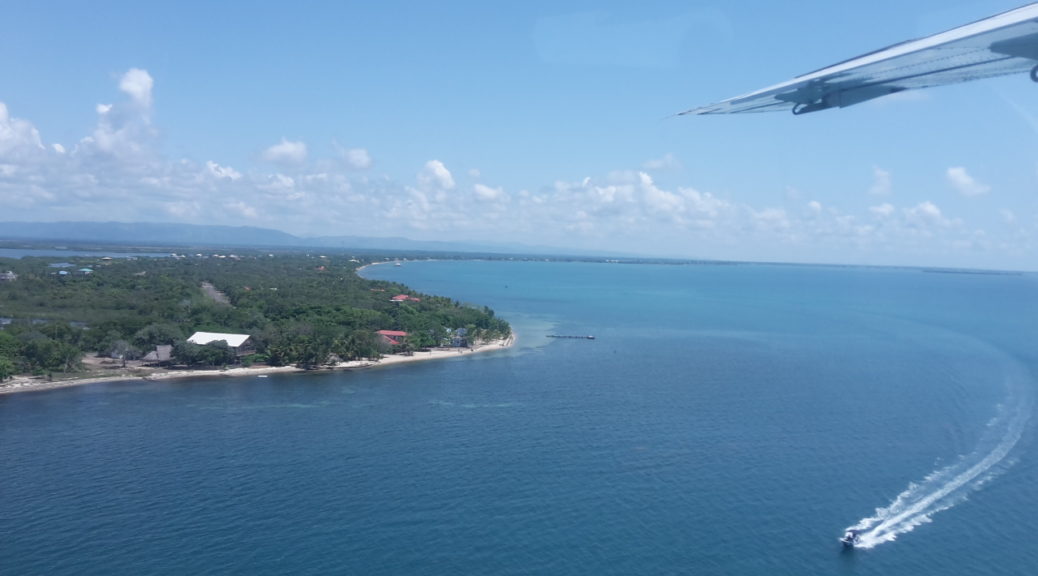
[18,333,82,374]
[0,355,14,381]
[173,340,235,367]
[133,323,184,349]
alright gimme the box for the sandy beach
[0,335,515,396]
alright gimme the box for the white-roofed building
[187,331,254,356]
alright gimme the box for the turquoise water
[2,261,1037,575]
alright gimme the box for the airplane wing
[681,3,1038,115]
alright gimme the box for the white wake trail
[846,355,1033,550]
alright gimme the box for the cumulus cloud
[418,159,455,190]
[163,201,202,219]
[541,171,731,239]
[870,203,895,217]
[342,147,372,169]
[75,68,158,161]
[225,200,258,219]
[946,166,990,197]
[910,201,942,220]
[119,68,154,108]
[263,138,308,164]
[751,208,790,231]
[639,172,684,215]
[903,201,955,234]
[642,153,680,171]
[0,102,45,158]
[473,183,505,201]
[869,166,892,196]
[206,160,242,181]
[259,173,296,193]
[1,68,1029,268]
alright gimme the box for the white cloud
[260,173,296,192]
[0,102,45,158]
[473,183,505,201]
[639,172,683,215]
[76,68,157,160]
[903,201,955,234]
[870,203,895,217]
[119,68,154,108]
[342,147,372,170]
[418,159,455,190]
[642,153,680,171]
[911,201,942,220]
[542,171,731,237]
[679,187,726,220]
[1,68,1031,269]
[263,138,308,164]
[946,166,990,197]
[206,160,242,181]
[225,200,258,219]
[752,208,790,231]
[163,201,201,219]
[869,166,892,196]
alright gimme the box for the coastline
[0,335,515,397]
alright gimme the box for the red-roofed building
[376,330,409,347]
[391,294,422,303]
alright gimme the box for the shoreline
[0,335,515,397]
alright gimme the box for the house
[376,330,408,347]
[391,294,422,303]
[450,327,469,348]
[142,344,173,364]
[0,271,17,282]
[187,331,255,356]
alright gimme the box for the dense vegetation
[0,253,509,378]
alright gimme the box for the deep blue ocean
[2,261,1037,575]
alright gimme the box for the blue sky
[2,1,1037,269]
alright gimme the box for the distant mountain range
[0,221,300,248]
[0,221,622,257]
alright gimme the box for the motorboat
[840,529,861,547]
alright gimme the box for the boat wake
[846,349,1033,550]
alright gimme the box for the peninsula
[0,251,511,394]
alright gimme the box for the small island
[0,251,511,394]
